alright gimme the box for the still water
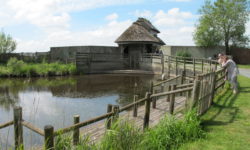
[0,74,158,149]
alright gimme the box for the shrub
[176,51,192,58]
[6,57,26,76]
[141,110,204,150]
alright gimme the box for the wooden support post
[210,72,216,105]
[209,61,212,72]
[166,86,171,102]
[143,92,151,130]
[112,105,119,123]
[180,70,185,96]
[169,85,176,114]
[161,55,165,74]
[152,90,157,109]
[44,125,54,150]
[193,58,196,76]
[161,83,164,93]
[168,56,171,77]
[133,95,138,117]
[190,79,201,109]
[183,58,186,73]
[106,104,113,129]
[175,57,178,76]
[14,106,23,150]
[201,59,204,73]
[73,115,80,145]
[150,81,154,94]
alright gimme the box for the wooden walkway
[79,96,186,143]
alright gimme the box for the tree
[194,0,250,54]
[0,31,17,53]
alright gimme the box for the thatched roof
[115,18,165,45]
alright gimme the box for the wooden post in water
[143,92,151,130]
[190,79,201,109]
[44,125,54,150]
[133,95,139,117]
[73,115,80,145]
[169,85,176,114]
[106,104,113,129]
[112,105,120,123]
[14,106,23,150]
[152,90,157,109]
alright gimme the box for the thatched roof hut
[115,18,165,45]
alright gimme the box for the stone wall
[231,47,250,64]
[50,46,120,62]
[160,46,225,59]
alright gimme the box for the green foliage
[176,51,192,58]
[0,58,77,77]
[0,31,17,53]
[52,111,204,150]
[141,110,204,150]
[97,120,142,150]
[194,0,250,54]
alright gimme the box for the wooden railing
[0,56,226,150]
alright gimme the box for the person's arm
[222,60,229,68]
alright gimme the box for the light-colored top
[222,59,239,80]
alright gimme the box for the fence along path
[0,56,226,150]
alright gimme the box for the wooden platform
[79,96,186,143]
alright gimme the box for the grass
[237,64,250,69]
[51,110,204,150]
[179,75,250,150]
[0,58,77,77]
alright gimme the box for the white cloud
[134,10,153,18]
[16,20,132,52]
[105,13,119,21]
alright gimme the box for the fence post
[168,56,171,77]
[44,125,54,150]
[14,106,23,150]
[143,92,151,130]
[106,104,113,129]
[112,105,120,123]
[133,95,139,117]
[169,85,176,114]
[183,58,186,73]
[180,70,185,96]
[152,90,157,109]
[190,79,201,109]
[166,85,171,102]
[175,57,178,76]
[201,59,204,73]
[193,58,196,76]
[161,55,165,74]
[73,115,80,145]
[210,72,216,105]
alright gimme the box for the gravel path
[239,68,250,78]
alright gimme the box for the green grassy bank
[179,75,250,150]
[238,64,250,69]
[0,58,77,77]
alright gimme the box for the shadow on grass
[200,84,241,130]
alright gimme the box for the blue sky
[0,0,249,52]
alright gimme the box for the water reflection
[0,74,158,148]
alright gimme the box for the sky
[0,0,249,52]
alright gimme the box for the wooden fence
[0,56,226,149]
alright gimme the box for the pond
[0,74,159,149]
